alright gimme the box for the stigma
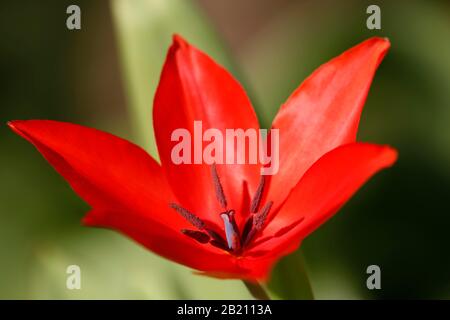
[220,210,240,251]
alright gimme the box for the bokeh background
[1,0,450,299]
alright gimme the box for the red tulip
[8,35,397,281]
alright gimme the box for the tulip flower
[8,35,397,286]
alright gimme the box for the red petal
[8,120,184,225]
[267,37,390,207]
[197,255,275,281]
[250,143,398,261]
[9,120,243,270]
[153,35,260,224]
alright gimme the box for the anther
[242,201,274,247]
[205,229,227,245]
[211,163,227,209]
[250,175,266,213]
[181,229,210,244]
[254,201,273,231]
[240,215,254,246]
[169,203,205,230]
[210,239,231,252]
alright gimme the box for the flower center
[169,164,273,255]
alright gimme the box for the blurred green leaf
[111,0,232,157]
[28,230,252,299]
[267,250,314,300]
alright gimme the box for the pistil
[220,210,240,251]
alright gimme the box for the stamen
[220,210,240,251]
[240,215,254,246]
[211,163,227,209]
[242,201,274,247]
[254,201,274,230]
[242,228,256,248]
[250,175,266,213]
[173,169,274,254]
[205,228,227,245]
[181,229,210,244]
[169,203,205,230]
[210,239,231,252]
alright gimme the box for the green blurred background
[1,0,450,299]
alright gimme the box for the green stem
[243,281,271,300]
[267,250,314,300]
